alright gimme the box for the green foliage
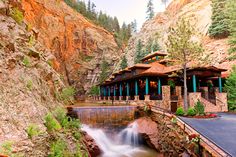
[26,79,33,90]
[194,100,205,115]
[146,0,155,20]
[168,80,175,89]
[135,39,145,64]
[224,66,236,110]
[49,139,67,157]
[58,86,76,103]
[44,113,62,132]
[226,0,236,59]
[89,86,99,96]
[120,55,128,70]
[10,7,24,24]
[187,108,196,116]
[99,59,110,83]
[166,18,203,110]
[26,124,41,139]
[22,56,31,67]
[208,0,229,38]
[28,35,35,46]
[0,141,23,157]
[176,107,185,116]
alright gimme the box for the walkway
[180,113,236,157]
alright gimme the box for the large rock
[15,0,123,94]
[135,117,160,150]
[82,131,101,157]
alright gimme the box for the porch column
[114,84,116,100]
[119,83,123,100]
[145,77,149,95]
[193,75,197,93]
[108,86,111,100]
[158,78,161,95]
[126,82,130,100]
[218,77,222,93]
[134,79,139,101]
[145,77,150,101]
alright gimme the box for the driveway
[180,113,236,157]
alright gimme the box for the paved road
[180,113,236,157]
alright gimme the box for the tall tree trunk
[183,63,188,111]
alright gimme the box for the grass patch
[44,113,62,132]
[26,124,41,139]
[10,7,24,24]
[22,56,31,67]
[0,141,23,157]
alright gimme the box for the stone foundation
[189,92,201,108]
[144,95,150,101]
[126,96,130,101]
[162,86,171,110]
[119,96,123,101]
[134,95,139,101]
[216,93,228,112]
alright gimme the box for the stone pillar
[144,95,150,101]
[99,96,102,101]
[145,77,149,95]
[108,96,111,100]
[216,93,228,112]
[175,86,183,108]
[158,78,161,95]
[126,96,130,101]
[200,87,208,99]
[134,95,139,101]
[189,92,201,108]
[162,86,171,110]
[135,80,138,96]
[119,96,123,101]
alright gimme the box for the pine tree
[152,40,161,51]
[146,0,155,20]
[161,0,169,8]
[131,19,137,34]
[135,40,144,64]
[120,56,128,69]
[99,59,110,83]
[208,0,229,38]
[226,0,236,59]
[224,66,236,110]
[166,18,203,111]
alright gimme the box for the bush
[44,113,62,132]
[26,79,33,90]
[194,100,205,115]
[49,139,67,157]
[89,86,99,96]
[22,56,31,67]
[176,107,185,116]
[187,107,196,116]
[10,7,24,24]
[59,86,76,103]
[26,124,41,139]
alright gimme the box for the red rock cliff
[19,0,122,94]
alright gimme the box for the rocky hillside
[0,1,79,156]
[125,0,235,74]
[14,0,122,94]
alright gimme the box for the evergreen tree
[99,59,110,83]
[161,0,169,8]
[146,38,153,53]
[224,66,236,110]
[152,40,161,51]
[120,56,128,70]
[208,0,229,38]
[146,0,155,20]
[226,0,236,59]
[166,18,203,111]
[135,40,144,64]
[131,19,137,33]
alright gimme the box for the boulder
[82,131,101,157]
[135,117,160,150]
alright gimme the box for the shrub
[89,86,99,96]
[44,113,61,132]
[10,7,24,24]
[22,56,31,67]
[26,124,41,139]
[26,79,33,90]
[176,107,185,116]
[187,107,196,116]
[49,139,67,157]
[60,86,76,103]
[194,100,205,115]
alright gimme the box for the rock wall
[125,0,236,74]
[14,0,123,94]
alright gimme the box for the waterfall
[82,123,153,157]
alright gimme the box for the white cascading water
[82,122,149,157]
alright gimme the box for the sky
[83,0,172,30]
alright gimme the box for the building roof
[128,63,151,70]
[141,51,168,62]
